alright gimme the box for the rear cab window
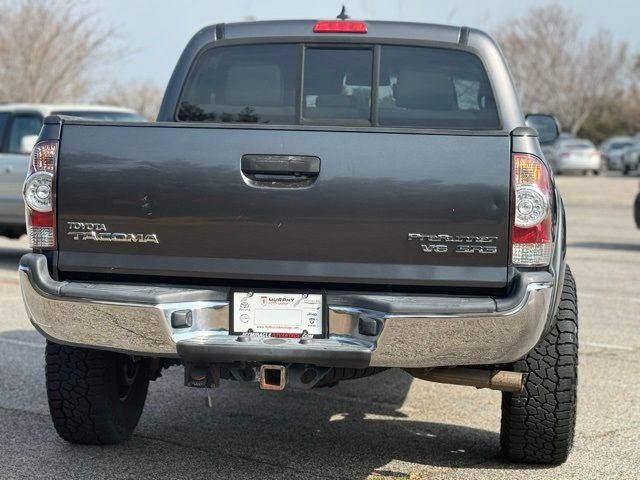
[177,42,500,130]
[303,47,373,124]
[376,46,499,128]
[178,44,298,124]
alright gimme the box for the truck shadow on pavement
[0,330,537,479]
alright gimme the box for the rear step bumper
[19,254,554,368]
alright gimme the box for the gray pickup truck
[19,19,577,464]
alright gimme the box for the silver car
[551,139,602,175]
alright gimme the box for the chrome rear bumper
[20,254,554,368]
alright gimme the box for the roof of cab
[0,103,138,116]
[204,19,468,44]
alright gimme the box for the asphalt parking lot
[0,175,638,480]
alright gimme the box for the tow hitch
[259,364,287,391]
[184,362,331,391]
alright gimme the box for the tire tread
[45,342,148,445]
[500,266,578,464]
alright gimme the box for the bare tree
[495,4,631,136]
[97,81,164,121]
[0,0,121,103]
[579,84,640,143]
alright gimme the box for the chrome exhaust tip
[259,364,287,391]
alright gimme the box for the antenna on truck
[337,5,350,20]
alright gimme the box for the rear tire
[500,266,578,464]
[45,341,150,444]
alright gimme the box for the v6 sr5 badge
[407,233,498,255]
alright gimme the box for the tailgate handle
[241,155,320,177]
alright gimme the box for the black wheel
[634,193,640,228]
[623,165,630,176]
[45,341,150,444]
[500,266,578,464]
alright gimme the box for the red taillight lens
[511,154,552,266]
[29,210,55,227]
[24,140,58,249]
[513,219,552,244]
[313,20,368,33]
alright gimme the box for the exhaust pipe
[259,365,287,391]
[407,367,524,393]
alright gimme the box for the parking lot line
[582,341,634,351]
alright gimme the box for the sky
[91,0,640,88]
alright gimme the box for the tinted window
[377,46,499,129]
[611,142,632,150]
[52,111,147,122]
[8,115,42,153]
[303,48,372,123]
[177,43,499,130]
[178,44,298,124]
[0,113,9,151]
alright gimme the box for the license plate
[232,292,324,337]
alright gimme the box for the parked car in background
[0,104,145,238]
[599,136,633,172]
[621,139,640,175]
[548,138,602,175]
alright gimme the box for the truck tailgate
[56,123,511,288]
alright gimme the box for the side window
[8,115,43,154]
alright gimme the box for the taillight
[313,20,368,33]
[23,140,58,249]
[511,153,553,266]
